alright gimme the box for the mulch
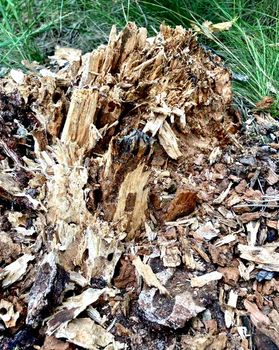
[0,23,278,350]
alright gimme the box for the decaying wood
[0,254,34,288]
[0,299,20,328]
[238,243,279,271]
[190,271,223,288]
[113,163,150,237]
[132,256,169,295]
[0,21,278,349]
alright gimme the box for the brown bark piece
[42,336,75,350]
[0,232,22,264]
[239,212,261,224]
[165,188,197,222]
[114,256,136,289]
[218,266,240,286]
[267,168,279,186]
[208,244,234,267]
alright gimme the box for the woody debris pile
[0,23,278,349]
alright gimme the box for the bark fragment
[26,252,68,328]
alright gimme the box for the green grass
[190,0,279,109]
[0,0,278,115]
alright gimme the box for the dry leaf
[191,18,237,38]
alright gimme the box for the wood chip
[238,243,279,271]
[190,271,223,288]
[10,69,25,85]
[54,318,123,349]
[267,168,279,186]
[239,212,261,224]
[158,121,182,160]
[215,234,237,247]
[213,182,232,204]
[164,188,197,222]
[246,220,260,246]
[195,221,220,241]
[0,299,20,328]
[0,254,34,288]
[47,288,112,335]
[224,290,238,328]
[132,256,169,295]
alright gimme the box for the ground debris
[0,254,34,288]
[0,299,20,328]
[238,244,279,271]
[245,300,279,348]
[46,288,115,335]
[0,21,278,349]
[137,268,217,329]
[164,188,197,222]
[41,336,75,350]
[190,271,223,287]
[181,332,228,350]
[54,318,124,350]
[26,252,68,328]
[132,256,169,295]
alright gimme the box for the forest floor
[0,23,279,350]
